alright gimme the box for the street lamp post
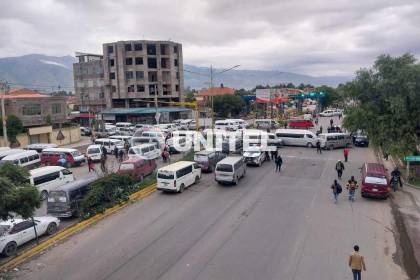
[0,81,9,147]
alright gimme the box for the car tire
[46,222,58,235]
[179,184,185,193]
[2,242,17,257]
[40,190,49,200]
[306,143,313,148]
[194,176,200,184]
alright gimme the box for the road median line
[0,183,157,272]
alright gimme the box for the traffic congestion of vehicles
[0,111,397,266]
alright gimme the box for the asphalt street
[12,117,408,279]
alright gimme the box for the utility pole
[154,84,159,125]
[270,89,274,120]
[0,81,9,147]
[210,65,214,128]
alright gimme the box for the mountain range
[0,54,351,92]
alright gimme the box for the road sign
[404,156,420,162]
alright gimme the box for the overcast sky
[1,0,419,76]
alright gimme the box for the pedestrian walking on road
[265,151,271,162]
[275,155,283,172]
[87,156,95,172]
[331,179,342,203]
[343,147,349,162]
[100,153,107,174]
[335,160,345,179]
[118,149,124,163]
[101,145,107,160]
[330,118,334,127]
[124,142,130,155]
[348,245,366,280]
[316,140,322,154]
[113,146,118,159]
[346,176,359,202]
[319,125,323,134]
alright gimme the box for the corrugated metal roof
[100,107,191,115]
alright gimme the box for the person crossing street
[335,160,345,179]
[346,176,359,202]
[343,147,349,162]
[275,154,283,172]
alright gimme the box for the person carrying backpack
[335,160,345,179]
[331,179,342,203]
[346,176,359,202]
[275,155,283,173]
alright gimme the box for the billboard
[256,89,290,104]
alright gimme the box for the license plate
[372,188,378,192]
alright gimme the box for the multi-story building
[73,52,105,113]
[102,40,184,108]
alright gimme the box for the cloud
[0,0,419,76]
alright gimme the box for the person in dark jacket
[335,160,345,179]
[316,140,322,154]
[391,167,403,188]
[275,155,283,172]
[113,146,118,159]
[331,179,342,203]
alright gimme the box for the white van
[215,156,246,185]
[1,150,41,169]
[86,145,103,161]
[319,133,352,150]
[109,135,132,145]
[0,149,26,160]
[94,138,124,154]
[255,119,277,129]
[275,129,318,147]
[26,143,58,153]
[157,161,201,193]
[29,166,75,200]
[115,122,133,128]
[215,120,238,131]
[128,143,160,160]
[227,119,248,129]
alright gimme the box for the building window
[137,85,145,92]
[148,71,157,82]
[160,44,168,55]
[126,58,133,65]
[136,71,144,80]
[22,104,41,116]
[107,45,114,54]
[52,103,62,114]
[174,59,178,67]
[176,71,179,80]
[111,86,116,93]
[125,44,132,51]
[148,58,157,69]
[135,57,143,65]
[99,92,105,99]
[147,44,157,55]
[110,72,116,79]
[175,85,179,92]
[126,71,134,79]
[174,46,178,53]
[128,85,135,92]
[110,59,115,67]
[134,43,143,51]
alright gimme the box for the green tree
[315,85,343,108]
[0,115,24,145]
[213,94,245,118]
[0,163,40,220]
[342,53,420,157]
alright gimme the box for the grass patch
[408,177,420,188]
[181,150,195,161]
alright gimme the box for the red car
[360,163,390,199]
[288,119,314,129]
[118,156,156,181]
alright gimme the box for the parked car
[360,163,390,199]
[25,143,58,153]
[80,126,92,136]
[319,109,342,117]
[157,161,201,193]
[118,156,156,181]
[243,147,265,167]
[354,135,369,147]
[0,216,60,257]
[193,150,226,172]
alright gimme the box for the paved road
[12,132,407,279]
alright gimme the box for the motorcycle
[390,176,399,192]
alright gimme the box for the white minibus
[275,129,318,147]
[29,166,75,200]
[1,150,41,169]
[0,149,25,160]
[128,143,160,160]
[157,161,201,193]
[319,133,352,150]
[215,156,246,185]
[94,138,124,154]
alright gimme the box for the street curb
[0,183,157,272]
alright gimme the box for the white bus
[215,156,246,185]
[157,161,201,193]
[29,166,75,200]
[275,129,318,147]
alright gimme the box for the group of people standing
[265,149,283,172]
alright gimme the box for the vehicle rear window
[216,164,233,172]
[194,154,208,161]
[48,191,67,203]
[365,176,387,185]
[158,171,174,179]
[88,148,101,154]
